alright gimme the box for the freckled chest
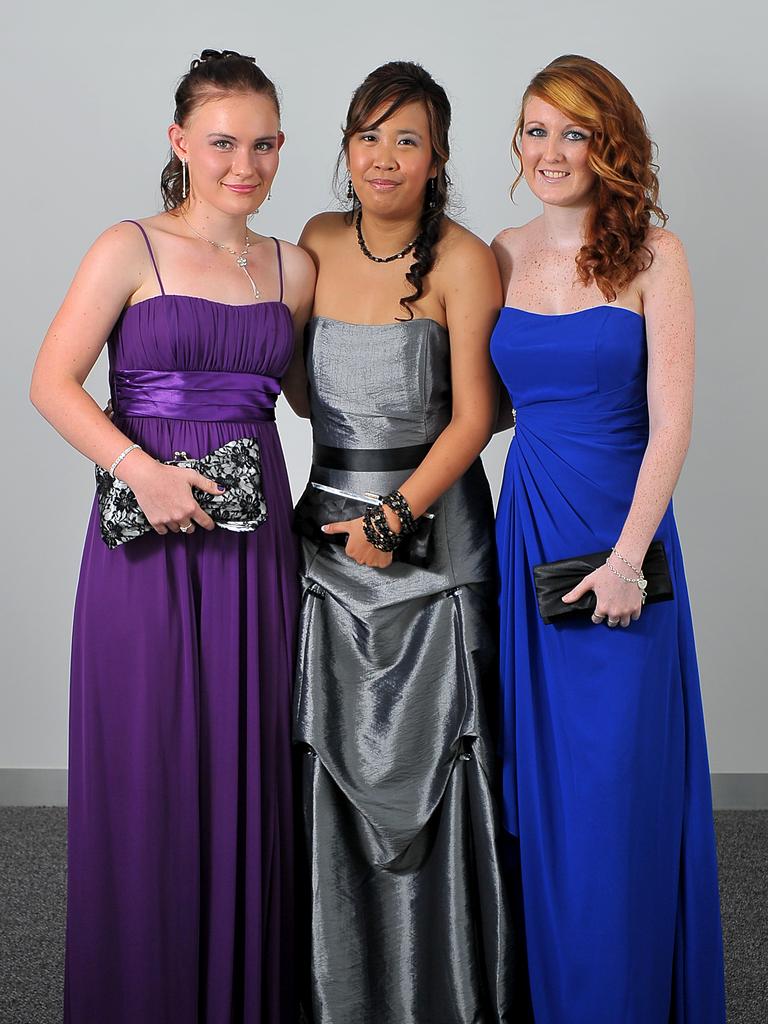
[507,245,596,309]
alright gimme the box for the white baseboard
[710,773,768,810]
[0,769,68,806]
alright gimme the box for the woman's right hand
[119,457,223,535]
[322,516,395,568]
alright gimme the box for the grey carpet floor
[0,808,765,1023]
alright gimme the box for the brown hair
[512,54,668,301]
[338,61,452,321]
[161,49,280,211]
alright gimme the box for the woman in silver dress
[293,62,516,1023]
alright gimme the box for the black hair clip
[191,49,256,70]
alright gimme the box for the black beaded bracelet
[373,505,402,550]
[382,489,417,535]
[362,504,401,552]
[364,508,399,552]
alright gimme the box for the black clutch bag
[95,437,267,549]
[532,539,673,624]
[293,484,435,568]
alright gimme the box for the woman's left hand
[322,516,394,569]
[562,563,643,627]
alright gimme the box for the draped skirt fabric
[294,544,517,1024]
[65,417,299,1024]
[491,303,726,1023]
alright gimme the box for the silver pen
[310,482,380,505]
[310,482,435,519]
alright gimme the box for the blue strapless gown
[490,306,726,1023]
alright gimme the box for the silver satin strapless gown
[294,316,517,1024]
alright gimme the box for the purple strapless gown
[64,223,299,1023]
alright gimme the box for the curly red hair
[511,54,668,301]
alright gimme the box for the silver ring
[592,613,605,624]
[179,523,192,533]
[607,617,620,627]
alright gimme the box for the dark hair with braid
[337,61,451,321]
[161,49,280,211]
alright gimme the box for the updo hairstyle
[161,49,280,211]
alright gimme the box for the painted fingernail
[217,485,227,493]
[321,525,329,533]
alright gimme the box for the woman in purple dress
[30,49,315,1023]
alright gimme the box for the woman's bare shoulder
[73,219,163,296]
[634,227,690,300]
[491,219,540,257]
[270,237,316,281]
[300,211,348,244]
[644,226,687,265]
[438,219,496,269]
[117,211,188,239]
[489,221,537,288]
[87,218,156,256]
[637,227,691,311]
[434,220,502,307]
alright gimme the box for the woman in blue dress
[490,55,726,1023]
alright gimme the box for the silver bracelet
[610,546,643,576]
[109,443,141,478]
[604,555,648,602]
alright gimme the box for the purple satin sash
[112,369,280,422]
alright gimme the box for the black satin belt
[312,442,433,472]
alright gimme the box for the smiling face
[520,95,596,208]
[169,90,284,215]
[346,99,436,218]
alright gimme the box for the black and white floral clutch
[95,437,267,549]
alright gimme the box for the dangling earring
[182,158,188,200]
[267,188,272,201]
[347,177,354,200]
[427,177,437,209]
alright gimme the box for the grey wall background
[2,0,766,789]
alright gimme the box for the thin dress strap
[272,237,284,303]
[122,220,165,296]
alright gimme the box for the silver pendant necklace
[181,214,261,299]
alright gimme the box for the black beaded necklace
[355,209,419,263]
